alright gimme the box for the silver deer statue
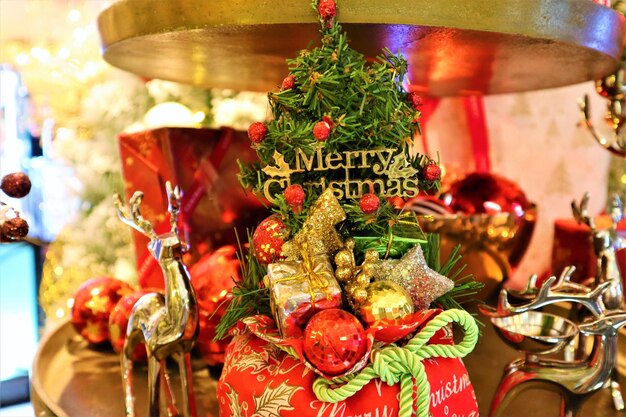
[482,276,626,417]
[114,182,199,417]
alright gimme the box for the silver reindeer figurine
[482,276,626,417]
[114,182,199,417]
[578,58,626,157]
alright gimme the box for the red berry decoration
[1,217,29,241]
[71,277,134,345]
[252,215,290,264]
[1,172,31,198]
[303,308,367,376]
[423,163,442,182]
[109,289,153,361]
[247,122,268,144]
[281,74,295,90]
[313,120,331,141]
[407,92,423,110]
[284,184,305,212]
[318,0,337,20]
[359,193,380,214]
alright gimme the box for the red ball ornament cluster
[284,184,305,212]
[303,309,367,375]
[423,163,442,182]
[252,215,290,264]
[1,172,32,242]
[248,122,268,144]
[318,0,337,20]
[359,193,380,214]
[71,277,134,345]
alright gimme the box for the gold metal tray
[31,320,218,417]
[97,0,625,96]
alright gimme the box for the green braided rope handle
[313,309,479,417]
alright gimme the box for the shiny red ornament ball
[303,309,367,376]
[359,193,380,214]
[318,0,336,20]
[313,121,331,141]
[190,246,240,365]
[1,172,31,198]
[109,289,153,361]
[284,185,305,212]
[71,277,134,345]
[281,74,296,90]
[252,215,290,265]
[1,217,29,241]
[248,122,268,144]
[446,172,531,215]
[423,163,442,182]
[407,92,423,110]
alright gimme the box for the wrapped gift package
[118,127,267,288]
[217,321,479,417]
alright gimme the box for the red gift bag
[217,324,478,417]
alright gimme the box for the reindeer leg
[174,351,197,417]
[609,366,625,411]
[121,329,144,417]
[160,361,180,417]
[148,356,162,417]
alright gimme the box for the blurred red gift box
[118,127,267,288]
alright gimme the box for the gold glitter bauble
[358,280,414,326]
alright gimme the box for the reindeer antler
[572,192,595,230]
[114,191,157,239]
[608,194,624,229]
[165,181,182,234]
[479,271,610,319]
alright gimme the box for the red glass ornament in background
[252,215,290,264]
[109,289,154,361]
[71,277,134,345]
[444,172,531,215]
[303,309,367,376]
[1,172,31,198]
[190,245,241,365]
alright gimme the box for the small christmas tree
[218,0,480,341]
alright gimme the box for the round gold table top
[97,0,625,95]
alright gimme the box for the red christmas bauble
[318,0,337,20]
[71,277,134,345]
[1,217,29,241]
[313,121,331,141]
[252,215,290,264]
[359,193,380,214]
[407,92,423,110]
[1,172,31,198]
[303,309,367,375]
[191,245,241,365]
[248,122,268,144]
[445,172,531,215]
[284,184,305,211]
[423,163,442,182]
[281,74,295,90]
[109,289,153,360]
